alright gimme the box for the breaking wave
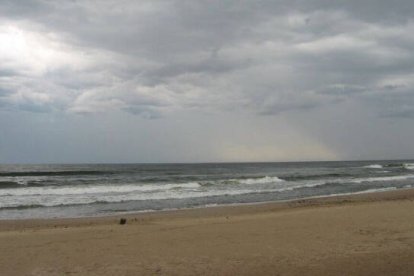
[404,163,414,170]
[363,164,383,169]
[350,174,414,183]
[2,162,414,218]
[0,182,201,197]
[237,176,285,185]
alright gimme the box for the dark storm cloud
[0,0,414,118]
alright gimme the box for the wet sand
[1,189,414,275]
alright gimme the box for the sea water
[0,160,413,219]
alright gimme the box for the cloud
[0,0,413,119]
[1,1,414,163]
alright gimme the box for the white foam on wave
[350,174,414,183]
[0,187,277,209]
[237,176,284,185]
[322,187,398,197]
[0,182,201,197]
[4,174,406,209]
[0,178,302,209]
[363,164,383,169]
[2,172,413,210]
[404,163,414,170]
[0,176,287,209]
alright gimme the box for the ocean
[0,160,413,219]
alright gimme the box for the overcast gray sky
[1,0,414,163]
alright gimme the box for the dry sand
[1,189,414,275]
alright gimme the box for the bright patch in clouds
[0,25,89,75]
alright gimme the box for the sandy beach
[1,189,414,275]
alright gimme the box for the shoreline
[1,187,413,230]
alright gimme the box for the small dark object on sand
[119,218,127,225]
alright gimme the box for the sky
[0,0,414,163]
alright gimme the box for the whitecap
[350,174,414,183]
[404,163,414,170]
[0,182,201,197]
[363,164,383,169]
[237,176,285,185]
